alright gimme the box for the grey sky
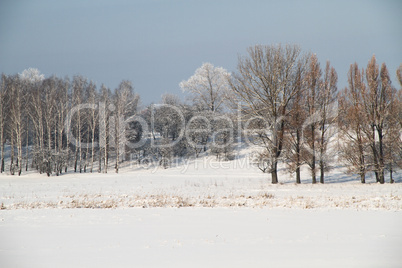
[1,0,401,105]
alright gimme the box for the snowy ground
[1,153,401,267]
[1,208,401,268]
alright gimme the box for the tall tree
[8,75,26,175]
[303,53,322,184]
[363,56,395,183]
[317,61,338,183]
[85,81,98,173]
[284,62,307,183]
[229,44,308,184]
[0,74,8,173]
[99,85,112,173]
[72,76,87,173]
[338,63,368,183]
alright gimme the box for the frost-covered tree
[180,63,231,112]
[19,68,45,83]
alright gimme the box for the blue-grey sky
[1,0,401,105]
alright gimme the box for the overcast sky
[1,0,401,105]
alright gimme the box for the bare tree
[113,80,139,173]
[397,64,402,89]
[43,77,59,175]
[186,113,210,158]
[284,65,307,183]
[99,85,112,173]
[58,77,70,174]
[383,91,401,183]
[229,44,308,184]
[85,81,98,173]
[317,61,338,183]
[363,56,396,183]
[8,75,26,175]
[72,76,87,173]
[303,53,322,184]
[0,74,8,173]
[18,68,45,173]
[180,62,231,112]
[338,63,368,183]
[29,78,45,172]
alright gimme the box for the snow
[1,156,401,210]
[1,150,401,267]
[1,209,401,267]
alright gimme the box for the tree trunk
[1,134,4,173]
[25,121,29,172]
[17,130,22,176]
[74,146,78,172]
[371,126,380,183]
[320,160,324,184]
[271,161,278,184]
[10,135,14,175]
[115,118,119,173]
[311,125,316,184]
[296,129,301,184]
[377,128,385,184]
[296,166,301,184]
[359,141,365,183]
[319,123,325,184]
[312,156,316,183]
[98,147,102,173]
[360,172,365,184]
[91,130,95,173]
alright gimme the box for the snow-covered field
[1,208,401,268]
[1,153,401,267]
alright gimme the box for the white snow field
[1,154,401,267]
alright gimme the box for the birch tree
[99,85,112,173]
[72,76,87,173]
[86,81,98,173]
[0,74,8,173]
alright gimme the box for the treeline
[0,44,401,184]
[0,68,235,176]
[229,45,401,184]
[0,72,138,176]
